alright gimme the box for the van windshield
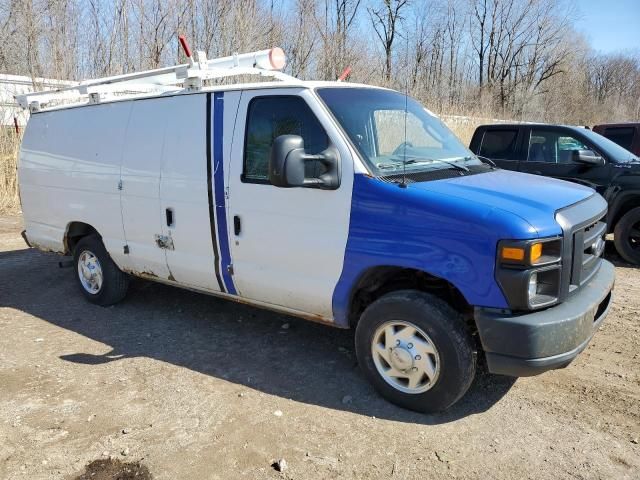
[316,87,481,176]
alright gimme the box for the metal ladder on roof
[16,37,296,112]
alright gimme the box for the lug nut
[407,343,413,348]
[396,340,401,346]
[415,355,421,361]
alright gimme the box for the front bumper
[474,260,615,377]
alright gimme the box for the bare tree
[314,0,362,80]
[0,0,637,124]
[369,0,410,83]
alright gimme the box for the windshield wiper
[379,156,469,173]
[433,158,469,172]
[468,155,497,167]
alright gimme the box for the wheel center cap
[390,347,413,371]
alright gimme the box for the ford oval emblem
[592,237,605,257]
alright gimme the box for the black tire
[614,206,640,265]
[73,234,129,306]
[355,290,476,413]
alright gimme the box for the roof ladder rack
[17,40,297,112]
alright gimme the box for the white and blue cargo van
[17,47,615,412]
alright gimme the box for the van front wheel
[73,234,129,306]
[355,290,476,413]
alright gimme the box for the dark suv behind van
[469,124,640,264]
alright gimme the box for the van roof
[25,80,388,114]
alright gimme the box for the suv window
[527,129,587,163]
[603,127,634,151]
[479,129,518,160]
[244,96,329,183]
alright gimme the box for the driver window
[528,129,588,164]
[243,96,329,183]
[373,110,442,156]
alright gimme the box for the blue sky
[574,0,640,53]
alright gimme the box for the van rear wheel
[73,234,129,306]
[355,290,476,413]
[614,207,640,265]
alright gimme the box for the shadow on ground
[1,247,516,425]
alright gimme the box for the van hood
[408,169,595,238]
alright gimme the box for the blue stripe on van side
[213,91,237,295]
[206,93,225,292]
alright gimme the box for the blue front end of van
[333,169,615,377]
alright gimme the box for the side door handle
[166,208,174,227]
[233,215,241,236]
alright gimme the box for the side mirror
[269,135,339,189]
[572,149,605,167]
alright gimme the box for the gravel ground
[0,214,638,479]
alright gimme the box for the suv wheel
[614,207,640,265]
[355,290,476,413]
[73,234,129,305]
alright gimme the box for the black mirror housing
[269,135,306,187]
[572,149,605,167]
[269,135,339,189]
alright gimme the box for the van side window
[243,96,329,183]
[527,130,587,163]
[479,129,518,160]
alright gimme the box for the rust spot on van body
[123,268,158,279]
[29,241,64,255]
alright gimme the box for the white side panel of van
[18,103,131,263]
[159,93,240,291]
[227,88,354,319]
[120,98,171,278]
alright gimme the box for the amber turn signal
[530,243,543,263]
[501,246,525,261]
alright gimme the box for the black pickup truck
[469,124,640,264]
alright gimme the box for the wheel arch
[346,265,474,329]
[64,221,100,255]
[609,191,640,231]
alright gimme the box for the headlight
[496,237,562,311]
[499,239,561,266]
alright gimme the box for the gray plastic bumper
[475,260,615,377]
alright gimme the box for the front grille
[570,219,606,290]
[555,194,608,301]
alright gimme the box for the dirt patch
[71,459,152,480]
